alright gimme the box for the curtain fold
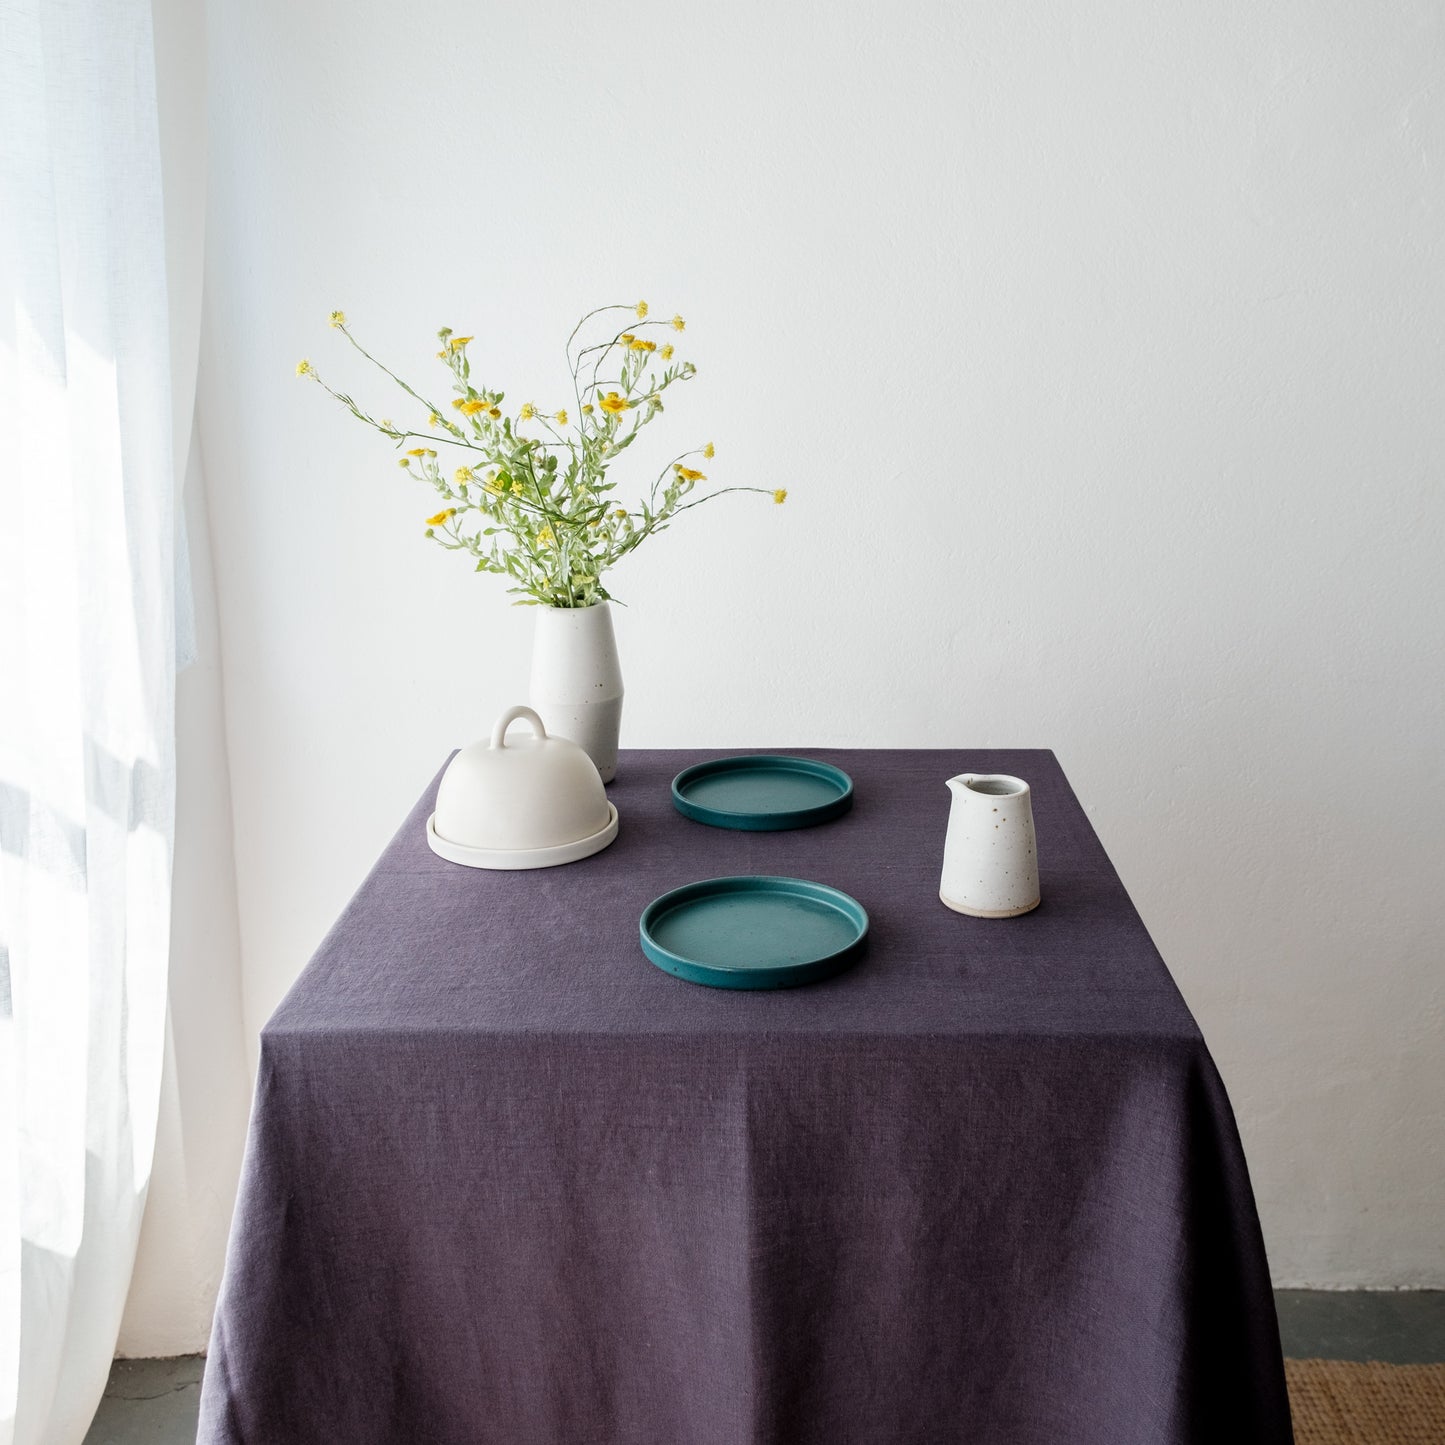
[0,0,194,1438]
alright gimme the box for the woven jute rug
[1286,1359,1445,1443]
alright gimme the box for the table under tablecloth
[198,748,1292,1444]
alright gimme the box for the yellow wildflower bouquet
[297,303,785,607]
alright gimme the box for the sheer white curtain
[0,0,194,1438]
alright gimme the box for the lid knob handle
[489,705,548,751]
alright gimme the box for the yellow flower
[620,333,636,345]
[428,412,441,427]
[451,398,467,410]
[425,448,437,457]
[599,392,630,414]
[703,442,715,458]
[613,508,627,519]
[555,408,568,426]
[449,335,474,350]
[460,399,488,415]
[675,465,706,482]
[537,525,554,546]
[328,310,346,328]
[426,508,456,526]
[295,359,312,376]
[660,344,674,360]
[773,489,787,504]
[635,300,648,318]
[581,403,594,415]
[671,314,685,331]
[488,405,501,418]
[519,403,535,421]
[629,338,656,352]
[455,466,473,483]
[398,457,411,467]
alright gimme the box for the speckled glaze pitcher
[940,773,1040,918]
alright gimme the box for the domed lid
[428,706,617,869]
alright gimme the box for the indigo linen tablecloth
[199,749,1292,1445]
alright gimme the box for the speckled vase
[528,601,623,784]
[940,773,1040,918]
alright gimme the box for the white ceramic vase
[940,772,1041,918]
[528,601,624,783]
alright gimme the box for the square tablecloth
[199,749,1292,1444]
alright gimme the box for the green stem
[670,485,776,515]
[337,326,456,430]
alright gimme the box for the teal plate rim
[639,875,869,990]
[670,755,855,831]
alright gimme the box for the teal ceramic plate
[640,876,868,989]
[671,756,854,831]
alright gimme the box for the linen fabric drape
[0,0,192,1437]
[201,749,1292,1444]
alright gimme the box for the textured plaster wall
[126,0,1445,1343]
[118,444,249,1356]
[117,0,250,1356]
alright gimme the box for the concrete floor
[82,1291,1445,1444]
[1274,1288,1445,1364]
[82,1356,205,1445]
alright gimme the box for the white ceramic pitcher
[940,773,1040,918]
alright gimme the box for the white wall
[184,0,1444,1298]
[118,446,250,1356]
[118,0,251,1356]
